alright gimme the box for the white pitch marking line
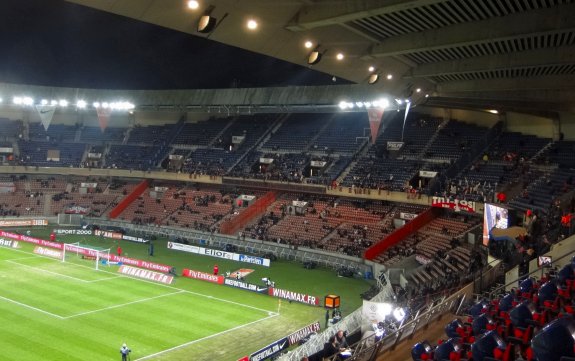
[5,259,91,283]
[64,290,185,319]
[0,245,277,315]
[134,313,280,361]
[0,295,65,319]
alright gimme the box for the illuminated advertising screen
[482,203,509,245]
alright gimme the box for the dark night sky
[0,0,343,89]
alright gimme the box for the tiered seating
[312,113,367,154]
[0,118,23,138]
[509,168,575,213]
[127,124,174,145]
[106,144,164,170]
[262,113,329,151]
[182,148,238,175]
[425,120,489,161]
[18,140,85,167]
[215,114,275,151]
[489,132,551,161]
[0,192,45,216]
[172,118,229,146]
[29,123,77,142]
[415,265,575,361]
[50,193,120,217]
[80,126,125,143]
[28,177,67,192]
[541,140,575,168]
[343,157,420,191]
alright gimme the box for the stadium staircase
[108,179,149,219]
[364,207,440,260]
[42,194,52,216]
[304,114,336,151]
[207,116,237,147]
[415,117,451,160]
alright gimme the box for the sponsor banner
[167,242,270,267]
[259,157,274,164]
[202,248,235,260]
[431,196,476,213]
[292,200,307,208]
[387,141,404,151]
[0,219,48,227]
[169,154,183,160]
[80,182,98,188]
[419,170,438,178]
[238,254,270,267]
[87,152,102,159]
[232,135,246,144]
[33,246,62,259]
[310,160,327,168]
[224,278,269,293]
[95,229,123,240]
[167,242,200,253]
[0,230,172,273]
[35,104,56,131]
[154,186,169,192]
[64,205,90,215]
[52,229,93,236]
[95,229,148,243]
[0,147,14,153]
[287,321,321,346]
[399,212,418,221]
[118,265,174,285]
[182,268,224,284]
[0,238,18,248]
[249,337,288,361]
[268,288,319,306]
[0,231,62,249]
[229,268,254,279]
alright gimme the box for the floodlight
[363,102,372,108]
[393,307,406,322]
[416,88,421,93]
[355,102,364,108]
[307,50,322,65]
[23,97,34,106]
[379,98,390,109]
[76,100,87,109]
[102,102,109,109]
[93,102,100,108]
[395,99,402,105]
[386,74,393,80]
[368,73,379,84]
[41,99,48,105]
[198,14,217,33]
[187,0,199,10]
[336,53,344,60]
[51,100,58,106]
[425,94,429,98]
[246,19,258,30]
[488,109,498,114]
[379,302,392,317]
[59,99,68,107]
[304,41,313,49]
[13,97,22,105]
[338,101,348,110]
[368,66,375,72]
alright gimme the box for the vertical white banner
[34,105,56,131]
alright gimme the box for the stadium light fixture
[488,109,499,114]
[336,52,344,61]
[368,66,375,72]
[338,101,348,110]
[198,15,217,33]
[386,74,393,80]
[416,88,421,93]
[304,40,313,49]
[12,97,22,105]
[59,99,68,107]
[102,102,109,109]
[393,307,406,322]
[51,100,58,106]
[93,102,100,108]
[246,19,258,30]
[368,73,379,84]
[23,97,34,106]
[187,0,199,10]
[76,100,87,109]
[41,99,48,105]
[307,45,323,65]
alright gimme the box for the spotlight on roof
[386,74,393,80]
[368,73,379,84]
[307,46,323,65]
[416,88,421,93]
[488,109,499,114]
[59,99,68,107]
[368,66,375,72]
[76,100,87,109]
[246,19,258,30]
[198,15,217,33]
[336,52,344,61]
[187,0,199,10]
[304,40,313,49]
[13,97,23,105]
[425,94,429,98]
[338,101,348,110]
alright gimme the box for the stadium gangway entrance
[87,218,371,273]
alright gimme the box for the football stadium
[0,1,575,361]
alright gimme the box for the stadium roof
[2,0,574,114]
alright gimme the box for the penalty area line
[0,295,65,319]
[134,312,280,361]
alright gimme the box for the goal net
[62,242,111,270]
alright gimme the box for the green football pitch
[0,230,373,361]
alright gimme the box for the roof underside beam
[404,46,575,78]
[286,0,448,31]
[365,3,575,58]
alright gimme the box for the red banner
[367,108,384,144]
[431,196,476,213]
[96,107,111,132]
[182,268,224,284]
